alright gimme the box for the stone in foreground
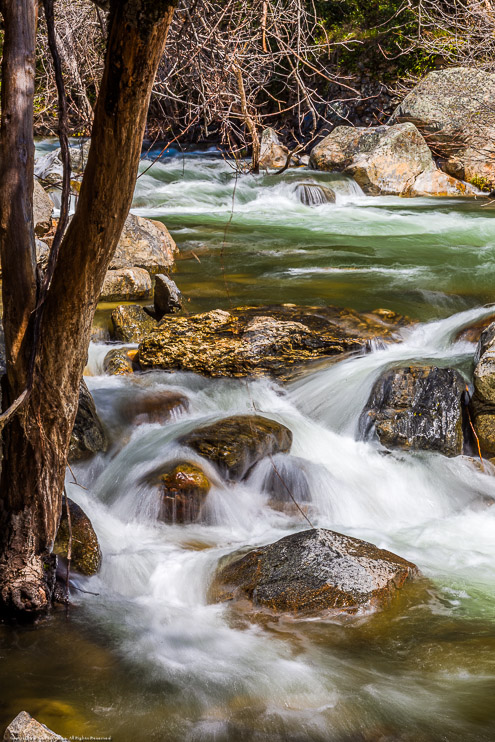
[212,528,418,615]
[137,305,410,379]
[69,380,108,462]
[3,711,66,741]
[359,365,465,457]
[54,497,102,576]
[103,348,134,376]
[180,415,292,481]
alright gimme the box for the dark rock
[295,182,336,206]
[154,273,182,318]
[359,365,465,456]
[180,415,292,481]
[120,389,189,425]
[103,348,134,376]
[111,304,157,343]
[69,380,108,462]
[53,497,102,576]
[151,461,211,523]
[137,305,411,380]
[3,711,66,741]
[211,528,418,615]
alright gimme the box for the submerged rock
[3,711,67,741]
[137,305,410,379]
[252,453,313,506]
[359,365,465,456]
[109,213,177,275]
[151,461,211,523]
[120,389,189,425]
[69,380,108,462]
[100,267,152,303]
[180,415,292,481]
[390,67,495,189]
[259,127,289,169]
[103,348,135,376]
[154,273,182,318]
[211,528,418,615]
[53,497,102,576]
[295,182,336,206]
[111,304,157,343]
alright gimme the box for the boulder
[407,168,479,198]
[120,389,189,425]
[390,67,495,189]
[111,304,157,343]
[33,178,54,236]
[179,415,292,481]
[471,322,495,454]
[137,305,411,379]
[359,365,465,456]
[309,123,435,196]
[3,711,66,742]
[211,528,418,615]
[34,140,91,191]
[109,213,177,275]
[154,274,182,318]
[151,461,211,523]
[100,267,152,303]
[259,127,289,170]
[69,380,108,462]
[295,182,336,206]
[53,497,102,576]
[103,348,135,376]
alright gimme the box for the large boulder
[211,528,418,615]
[3,711,66,742]
[471,322,495,454]
[259,127,289,170]
[359,365,465,456]
[69,380,108,462]
[53,497,102,576]
[111,304,157,343]
[150,461,211,523]
[109,213,177,275]
[100,267,152,303]
[33,178,54,236]
[137,305,411,379]
[310,123,435,196]
[390,67,495,190]
[180,415,292,481]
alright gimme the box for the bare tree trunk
[0,0,177,618]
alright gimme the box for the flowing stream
[1,149,495,741]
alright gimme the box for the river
[1,148,495,742]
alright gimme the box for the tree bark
[0,0,177,618]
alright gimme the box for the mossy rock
[211,528,418,616]
[111,304,157,343]
[180,415,292,481]
[54,498,102,576]
[152,461,211,523]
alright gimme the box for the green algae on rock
[137,305,410,379]
[54,498,102,577]
[180,415,293,481]
[211,528,418,616]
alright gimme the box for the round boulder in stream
[53,498,102,576]
[152,461,211,524]
[211,528,418,615]
[69,380,108,462]
[359,365,465,456]
[180,415,292,481]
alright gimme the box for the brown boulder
[109,213,177,275]
[152,461,211,523]
[53,497,102,576]
[111,304,157,343]
[103,348,135,376]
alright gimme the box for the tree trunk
[0,0,177,618]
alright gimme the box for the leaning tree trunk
[0,0,177,618]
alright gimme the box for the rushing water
[2,149,495,741]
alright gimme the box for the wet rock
[211,528,418,615]
[152,461,211,523]
[33,178,54,236]
[180,415,292,481]
[390,67,495,189]
[103,348,134,376]
[53,497,102,576]
[407,168,479,198]
[120,389,189,425]
[154,273,182,318]
[137,305,411,379]
[69,380,108,462]
[359,365,465,456]
[309,123,435,196]
[259,127,289,170]
[100,267,152,303]
[295,182,336,206]
[109,213,177,275]
[3,711,67,741]
[471,322,495,454]
[111,304,157,343]
[455,315,495,343]
[253,454,312,506]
